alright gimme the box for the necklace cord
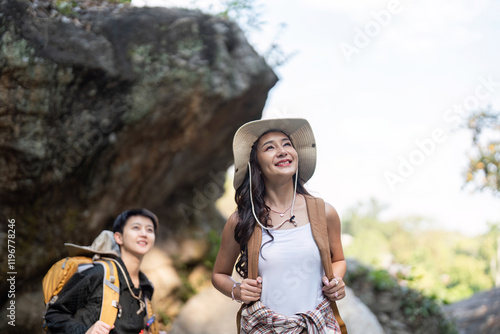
[248,162,298,230]
[269,203,292,216]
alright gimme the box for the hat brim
[64,243,121,258]
[64,230,121,258]
[232,118,316,189]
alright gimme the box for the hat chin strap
[248,162,298,230]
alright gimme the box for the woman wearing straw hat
[212,118,347,333]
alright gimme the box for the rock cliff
[0,0,277,332]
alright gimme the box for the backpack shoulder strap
[145,297,158,334]
[237,224,261,333]
[95,259,120,327]
[305,195,333,279]
[305,195,348,334]
[247,224,262,280]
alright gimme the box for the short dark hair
[113,208,158,234]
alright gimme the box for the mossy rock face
[0,0,277,331]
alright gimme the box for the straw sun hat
[232,118,317,190]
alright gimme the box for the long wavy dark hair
[233,130,311,278]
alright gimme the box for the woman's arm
[322,202,347,301]
[211,212,262,303]
[325,202,346,278]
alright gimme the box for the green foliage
[55,0,131,16]
[344,199,496,304]
[400,289,457,334]
[203,229,222,269]
[174,263,197,302]
[368,269,398,291]
[465,109,500,194]
[401,289,440,321]
[55,1,131,17]
[211,0,293,67]
[345,228,390,266]
[157,311,171,328]
[56,0,78,16]
[479,223,500,270]
[439,318,461,334]
[217,0,263,31]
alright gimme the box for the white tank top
[258,223,325,316]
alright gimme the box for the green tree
[478,223,500,287]
[215,0,294,67]
[465,110,500,194]
[465,110,500,287]
[216,0,263,33]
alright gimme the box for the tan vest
[237,195,347,334]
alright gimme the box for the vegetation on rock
[346,260,457,334]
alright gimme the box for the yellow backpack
[42,255,121,330]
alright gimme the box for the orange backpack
[42,256,120,330]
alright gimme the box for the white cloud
[301,0,402,22]
[406,0,491,24]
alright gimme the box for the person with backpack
[212,118,348,333]
[45,209,158,334]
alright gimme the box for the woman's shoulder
[324,201,339,216]
[226,211,240,228]
[303,194,339,219]
[303,194,337,209]
[322,201,341,228]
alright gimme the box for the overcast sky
[133,0,500,235]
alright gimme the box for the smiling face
[114,215,155,259]
[255,131,298,183]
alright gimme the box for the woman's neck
[265,180,295,210]
[120,251,142,287]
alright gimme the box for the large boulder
[0,0,277,332]
[443,287,500,334]
[337,287,385,334]
[169,286,241,334]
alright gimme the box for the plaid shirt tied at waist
[240,297,341,334]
